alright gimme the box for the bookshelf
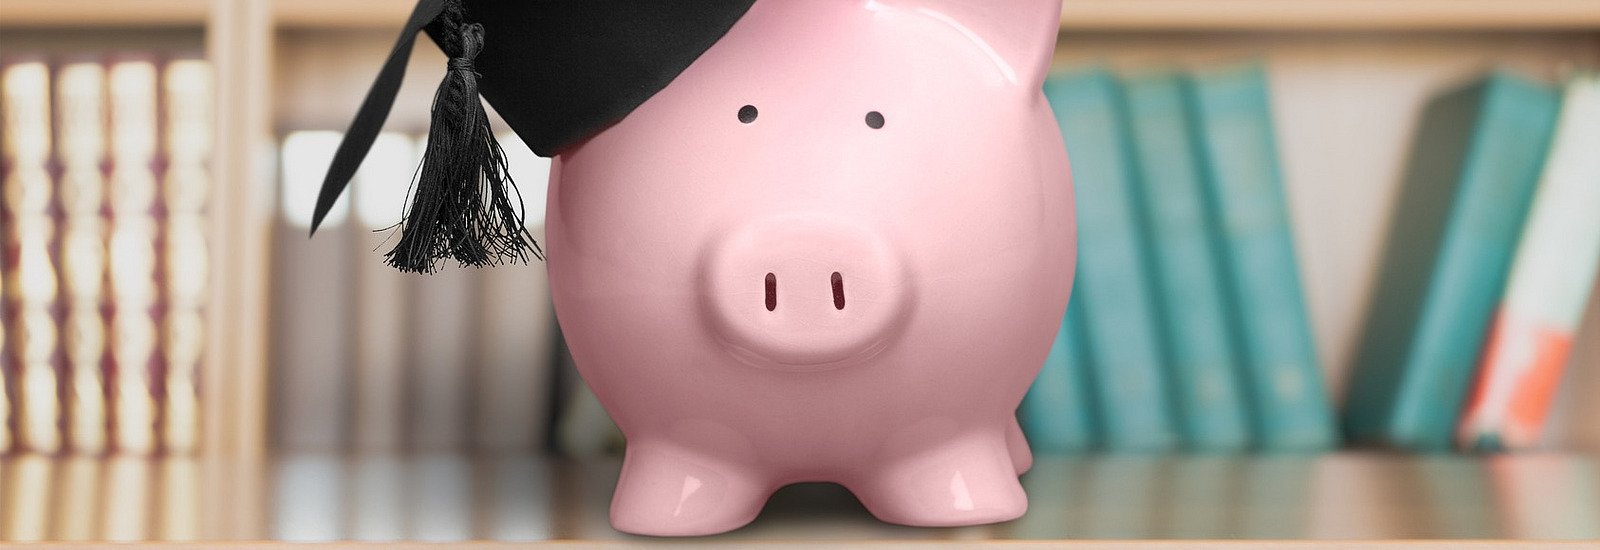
[2,0,1599,545]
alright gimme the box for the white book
[56,60,111,455]
[351,132,417,452]
[406,453,474,541]
[484,455,554,541]
[54,456,101,540]
[4,455,52,541]
[102,456,151,541]
[475,132,555,452]
[160,58,213,455]
[158,456,202,540]
[348,455,407,541]
[107,59,162,455]
[271,454,346,542]
[3,60,62,454]
[1458,74,1600,450]
[274,131,354,451]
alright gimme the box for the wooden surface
[2,0,1599,30]
[1,453,1596,543]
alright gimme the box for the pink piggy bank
[546,0,1074,536]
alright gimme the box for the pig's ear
[884,0,1062,89]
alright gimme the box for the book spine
[1382,73,1560,450]
[409,261,478,452]
[106,58,164,455]
[350,132,417,452]
[1458,74,1600,451]
[160,57,211,454]
[1122,72,1252,452]
[55,456,102,539]
[3,59,65,454]
[102,455,152,540]
[1018,296,1097,453]
[1044,68,1178,452]
[1188,63,1336,451]
[474,132,556,452]
[273,130,354,451]
[55,59,111,455]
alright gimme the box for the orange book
[1458,74,1600,451]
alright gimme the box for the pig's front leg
[850,430,1027,527]
[608,442,772,536]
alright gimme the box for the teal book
[1122,71,1253,452]
[1019,294,1098,453]
[1045,68,1179,453]
[1345,71,1561,451]
[1188,63,1336,451]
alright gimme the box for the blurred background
[1,0,1598,544]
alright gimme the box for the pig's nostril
[831,272,845,310]
[765,272,777,312]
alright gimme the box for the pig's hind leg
[608,443,773,536]
[850,431,1027,527]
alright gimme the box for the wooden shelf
[4,0,1598,30]
[2,452,1597,543]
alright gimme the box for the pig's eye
[738,105,758,124]
[865,111,885,129]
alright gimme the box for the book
[1188,62,1336,451]
[102,455,152,541]
[474,132,556,452]
[1122,71,1253,452]
[271,454,347,541]
[273,130,354,451]
[158,456,202,540]
[408,255,479,452]
[160,57,212,455]
[107,58,164,455]
[1346,70,1561,451]
[2,58,64,454]
[483,455,555,540]
[1043,67,1178,452]
[55,59,111,456]
[1457,73,1600,451]
[351,132,417,452]
[54,456,101,540]
[348,455,406,541]
[4,454,53,541]
[1018,295,1097,453]
[407,454,474,541]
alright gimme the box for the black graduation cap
[310,0,757,273]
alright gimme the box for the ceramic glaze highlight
[546,0,1073,536]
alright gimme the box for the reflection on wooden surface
[0,452,1597,541]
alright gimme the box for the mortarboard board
[310,0,758,273]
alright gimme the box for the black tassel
[386,0,542,273]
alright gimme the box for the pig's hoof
[852,438,1028,527]
[609,445,771,536]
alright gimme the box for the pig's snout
[700,216,911,370]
